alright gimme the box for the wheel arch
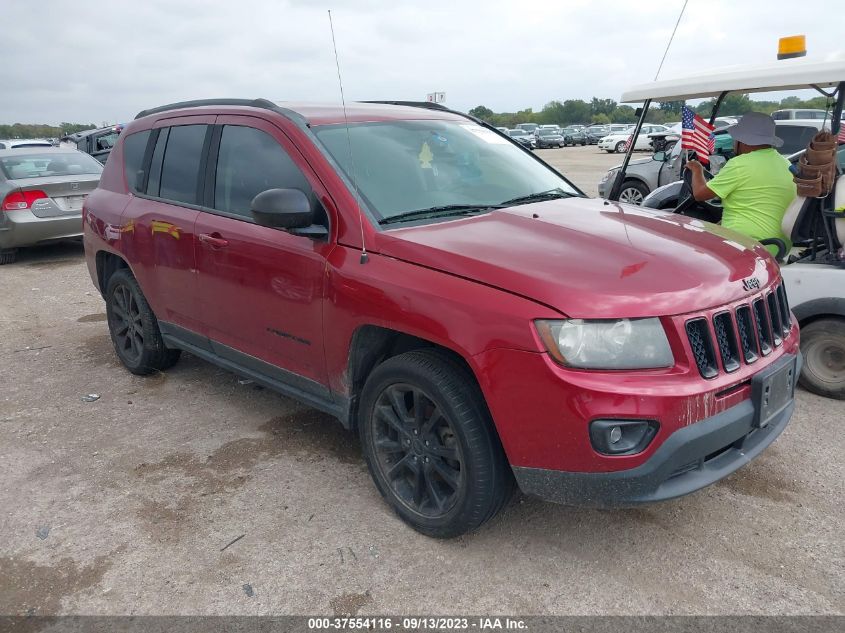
[793,298,845,326]
[345,325,488,433]
[95,250,131,298]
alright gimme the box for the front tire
[105,269,181,375]
[615,141,627,153]
[0,249,17,265]
[799,318,845,399]
[359,350,513,538]
[618,180,649,205]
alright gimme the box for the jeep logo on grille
[742,277,760,291]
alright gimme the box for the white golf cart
[607,57,845,399]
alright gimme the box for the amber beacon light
[777,35,806,60]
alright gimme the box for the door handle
[198,233,229,249]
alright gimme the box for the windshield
[0,152,103,180]
[509,130,528,137]
[538,129,559,136]
[313,120,580,222]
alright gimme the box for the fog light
[590,419,659,456]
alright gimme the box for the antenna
[328,9,369,264]
[654,0,688,80]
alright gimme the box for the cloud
[0,0,841,124]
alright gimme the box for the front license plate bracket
[751,355,796,429]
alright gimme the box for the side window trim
[202,125,223,208]
[195,126,214,208]
[137,129,158,193]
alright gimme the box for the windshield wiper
[378,204,500,226]
[499,188,572,207]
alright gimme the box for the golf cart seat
[781,196,821,245]
[834,173,845,246]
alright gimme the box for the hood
[611,157,652,171]
[375,197,778,319]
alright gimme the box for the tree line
[468,94,836,128]
[0,122,97,139]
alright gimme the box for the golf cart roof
[621,58,845,102]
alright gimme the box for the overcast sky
[1,0,842,125]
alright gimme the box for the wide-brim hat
[727,112,783,148]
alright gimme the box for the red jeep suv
[83,99,800,537]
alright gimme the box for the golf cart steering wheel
[675,153,722,223]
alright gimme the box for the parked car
[0,148,103,264]
[515,123,539,134]
[61,125,124,164]
[0,139,53,150]
[507,128,535,149]
[585,126,609,144]
[84,98,798,537]
[599,125,669,153]
[496,127,509,133]
[600,120,824,204]
[562,127,587,146]
[771,109,834,120]
[534,127,565,148]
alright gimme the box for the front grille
[735,306,759,363]
[752,298,773,356]
[776,285,791,336]
[685,282,792,378]
[767,292,783,347]
[713,312,740,372]
[686,318,718,378]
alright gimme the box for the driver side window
[213,125,314,218]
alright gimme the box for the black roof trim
[359,100,451,111]
[134,98,278,120]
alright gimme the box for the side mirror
[652,150,667,162]
[251,188,314,229]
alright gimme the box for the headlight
[601,168,618,183]
[535,318,674,369]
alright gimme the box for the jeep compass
[83,99,800,537]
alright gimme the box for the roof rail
[360,100,451,111]
[134,98,277,120]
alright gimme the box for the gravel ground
[0,148,842,616]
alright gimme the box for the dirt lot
[1,146,842,616]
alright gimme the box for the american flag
[838,126,845,143]
[681,106,715,164]
[622,134,633,151]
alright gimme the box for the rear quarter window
[122,130,151,192]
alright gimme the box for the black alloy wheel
[359,350,513,537]
[109,283,144,366]
[105,269,181,375]
[371,383,464,517]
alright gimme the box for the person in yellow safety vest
[686,112,796,256]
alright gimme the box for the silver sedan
[0,148,102,264]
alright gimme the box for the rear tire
[798,318,845,399]
[0,249,18,265]
[105,269,181,375]
[359,350,513,538]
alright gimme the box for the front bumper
[513,353,801,507]
[0,209,83,250]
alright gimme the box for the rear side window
[213,125,313,217]
[122,130,151,192]
[158,125,208,205]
